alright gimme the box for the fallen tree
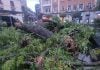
[15,21,53,39]
[0,17,97,70]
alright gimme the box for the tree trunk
[16,23,53,39]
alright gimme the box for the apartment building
[40,0,65,13]
[40,0,96,14]
[40,0,51,14]
[0,0,23,22]
[52,0,67,13]
[66,0,96,12]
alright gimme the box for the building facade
[20,0,27,7]
[0,0,23,22]
[40,0,51,14]
[40,0,96,14]
[66,0,96,12]
[40,0,98,23]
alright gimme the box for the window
[53,5,57,12]
[44,0,49,4]
[73,5,77,10]
[62,6,65,11]
[79,4,83,9]
[88,3,91,7]
[10,1,14,7]
[88,3,91,9]
[68,5,71,11]
[0,0,3,10]
[44,6,51,13]
[45,8,50,12]
[86,3,92,10]
[10,1,15,11]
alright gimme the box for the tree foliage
[0,20,95,70]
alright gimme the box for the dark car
[0,16,17,27]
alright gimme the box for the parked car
[0,16,16,27]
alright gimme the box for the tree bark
[15,22,53,39]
